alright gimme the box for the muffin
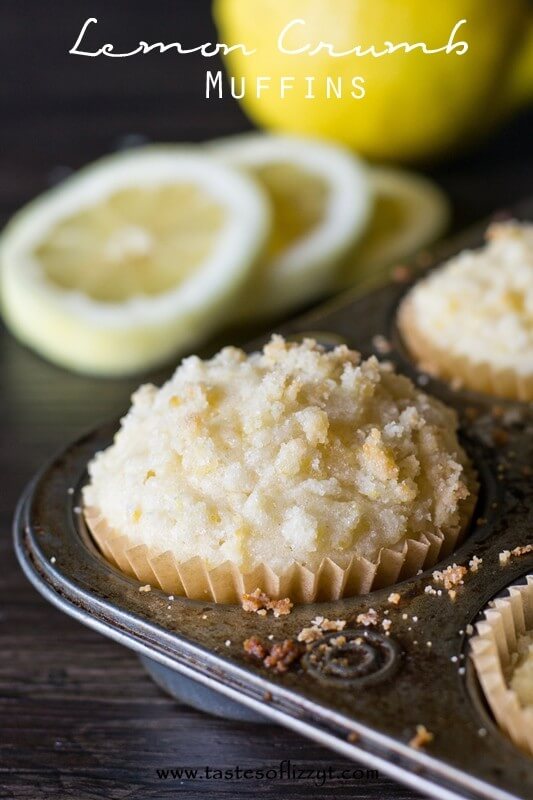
[83,336,477,602]
[398,221,533,400]
[470,576,533,755]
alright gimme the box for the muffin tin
[14,200,533,800]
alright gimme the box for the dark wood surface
[1,2,532,798]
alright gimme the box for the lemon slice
[337,167,450,289]
[210,134,371,317]
[0,147,270,375]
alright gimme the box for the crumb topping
[84,335,473,574]
[401,221,533,373]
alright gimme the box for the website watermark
[156,759,379,788]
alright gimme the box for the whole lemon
[214,0,533,162]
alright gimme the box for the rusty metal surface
[13,199,533,800]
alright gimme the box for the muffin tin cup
[13,198,533,800]
[470,576,533,755]
[83,482,477,603]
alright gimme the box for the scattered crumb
[382,619,392,632]
[412,616,418,623]
[167,605,171,610]
[73,506,82,514]
[388,592,401,606]
[168,595,174,601]
[356,608,379,627]
[433,564,467,591]
[201,614,207,620]
[458,667,466,676]
[241,588,293,618]
[426,641,432,648]
[139,584,151,593]
[478,728,487,737]
[391,265,412,283]
[297,617,346,644]
[225,639,231,647]
[243,636,304,674]
[409,725,434,750]
[67,487,75,495]
[372,334,392,355]
[402,613,408,620]
[347,731,360,744]
[466,624,474,635]
[499,550,511,566]
[451,656,458,663]
[330,635,347,647]
[469,556,483,572]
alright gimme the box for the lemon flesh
[211,134,371,317]
[0,147,270,375]
[37,185,225,301]
[338,167,449,289]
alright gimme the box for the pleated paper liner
[470,576,533,757]
[83,477,477,603]
[397,298,533,401]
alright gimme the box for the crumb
[372,334,392,355]
[50,556,56,564]
[330,635,347,646]
[466,624,474,635]
[458,667,466,676]
[243,636,267,661]
[297,617,346,643]
[382,619,392,632]
[241,588,293,618]
[511,544,533,558]
[412,616,418,623]
[388,592,401,605]
[425,585,437,596]
[67,487,75,495]
[391,265,412,283]
[268,634,274,641]
[432,563,468,597]
[426,641,432,648]
[402,613,408,620]
[263,640,303,674]
[451,656,458,663]
[491,427,510,447]
[499,550,511,565]
[468,556,482,573]
[356,609,379,627]
[73,506,82,514]
[409,725,434,750]
[478,728,487,737]
[139,584,151,593]
[167,605,171,610]
[347,731,360,743]
[168,595,174,600]
[225,639,231,647]
[201,614,207,620]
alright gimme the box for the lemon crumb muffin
[398,221,533,400]
[83,336,476,601]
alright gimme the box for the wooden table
[1,3,532,798]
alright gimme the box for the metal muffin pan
[14,199,533,800]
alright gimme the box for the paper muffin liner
[470,576,533,756]
[83,471,477,603]
[397,297,533,401]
